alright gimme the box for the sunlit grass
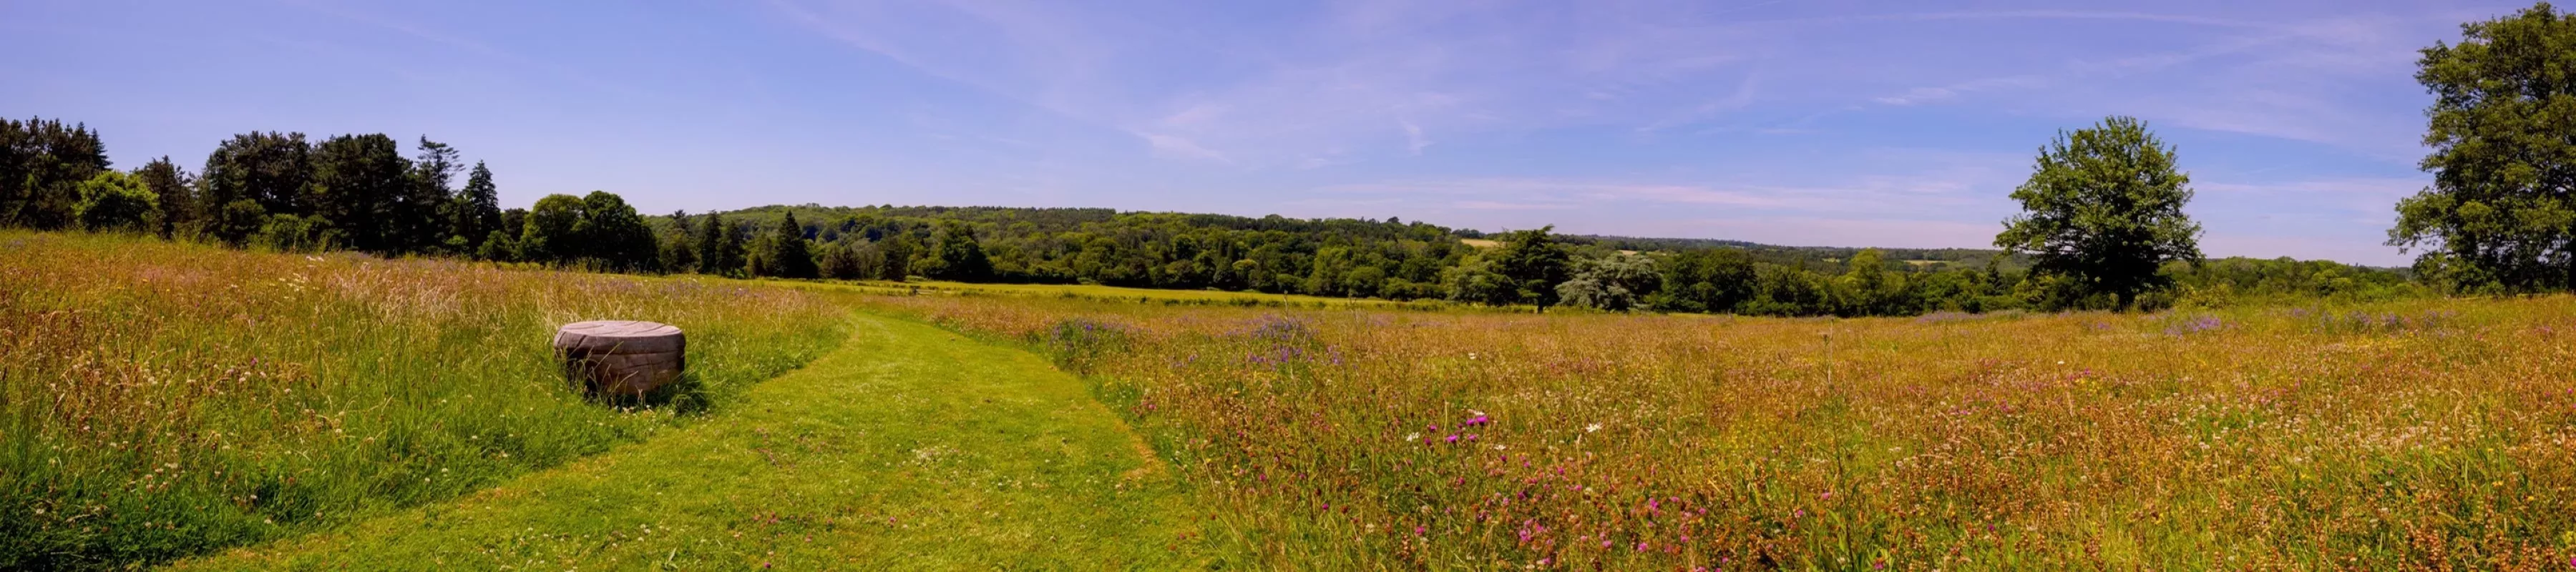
[167,312,1246,571]
[800,278,1442,309]
[0,232,847,569]
[859,291,2576,570]
[12,229,2572,570]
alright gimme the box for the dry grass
[0,232,847,569]
[859,293,2576,570]
[781,278,1439,310]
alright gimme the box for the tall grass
[0,232,847,569]
[861,292,2576,570]
[789,278,1459,311]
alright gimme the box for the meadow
[804,278,1438,310]
[857,291,2576,570]
[0,232,847,568]
[9,231,2576,570]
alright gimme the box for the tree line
[13,2,2576,316]
[0,122,678,272]
[661,197,2414,315]
[0,115,2425,317]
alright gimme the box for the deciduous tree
[577,191,659,272]
[200,132,311,234]
[519,194,584,264]
[1995,116,2203,308]
[72,171,157,233]
[310,134,411,254]
[1558,252,1661,311]
[660,210,698,273]
[923,220,991,281]
[2393,2,2576,291]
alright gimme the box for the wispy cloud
[1878,10,2265,29]
[1862,9,2451,160]
[2197,177,2426,211]
[770,0,1790,166]
[1872,76,2047,106]
[1314,157,2016,217]
[771,0,2467,167]
[756,0,2480,263]
[1455,199,1573,211]
[1133,131,1232,163]
[1400,119,1430,155]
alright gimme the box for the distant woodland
[0,117,2439,317]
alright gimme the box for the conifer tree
[761,211,819,278]
[695,211,746,277]
[133,157,193,239]
[452,162,502,250]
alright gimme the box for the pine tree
[133,157,193,239]
[695,211,745,277]
[453,162,502,250]
[1,117,111,230]
[761,212,819,278]
[399,138,461,254]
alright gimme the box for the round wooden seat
[552,320,686,399]
[552,320,686,354]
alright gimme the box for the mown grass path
[172,312,1238,571]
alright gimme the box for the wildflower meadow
[9,232,2575,570]
[0,232,847,568]
[864,291,2576,570]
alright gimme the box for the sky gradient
[1,0,2525,265]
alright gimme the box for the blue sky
[1,1,2522,265]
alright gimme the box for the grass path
[171,312,1241,571]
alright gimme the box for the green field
[171,313,1246,570]
[787,278,1434,309]
[9,233,2576,570]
